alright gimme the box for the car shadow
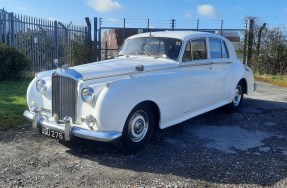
[62,98,287,186]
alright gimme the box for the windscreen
[118,37,182,61]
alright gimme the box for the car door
[179,38,215,114]
[208,38,233,103]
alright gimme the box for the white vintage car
[24,31,255,152]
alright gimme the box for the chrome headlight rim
[36,79,47,95]
[81,86,95,103]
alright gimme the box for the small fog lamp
[85,115,97,128]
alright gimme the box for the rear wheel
[227,82,244,112]
[115,103,154,153]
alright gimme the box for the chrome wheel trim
[128,110,149,143]
[233,85,242,107]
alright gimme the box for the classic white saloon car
[24,31,255,152]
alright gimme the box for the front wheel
[227,82,244,112]
[115,104,154,153]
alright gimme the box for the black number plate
[41,128,64,140]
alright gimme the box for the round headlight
[81,86,95,103]
[36,79,47,94]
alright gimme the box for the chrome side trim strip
[84,67,179,81]
[211,61,232,65]
[180,62,212,68]
[84,72,133,81]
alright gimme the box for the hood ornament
[53,59,62,69]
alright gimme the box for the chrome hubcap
[233,85,242,107]
[128,110,149,142]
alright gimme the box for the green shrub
[0,43,31,81]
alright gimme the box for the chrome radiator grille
[52,75,77,123]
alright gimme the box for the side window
[209,38,222,59]
[191,39,207,60]
[182,39,207,62]
[209,38,230,59]
[183,41,192,62]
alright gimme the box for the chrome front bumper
[23,109,121,142]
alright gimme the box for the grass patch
[255,73,287,88]
[0,78,32,130]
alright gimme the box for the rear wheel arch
[239,78,248,94]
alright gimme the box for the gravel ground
[0,81,286,188]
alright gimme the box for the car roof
[127,31,225,41]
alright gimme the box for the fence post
[0,11,3,43]
[123,18,126,41]
[0,12,2,43]
[171,19,175,30]
[256,23,266,56]
[94,17,98,61]
[246,18,254,66]
[220,20,223,35]
[98,17,102,61]
[243,20,248,64]
[10,12,15,46]
[54,21,59,62]
[85,17,91,40]
[105,41,108,60]
[147,18,150,30]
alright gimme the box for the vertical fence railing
[0,10,248,69]
[0,9,87,72]
[98,18,246,61]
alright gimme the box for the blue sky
[1,0,287,29]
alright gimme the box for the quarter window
[183,41,192,62]
[209,38,229,59]
[182,39,207,62]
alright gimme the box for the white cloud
[184,11,192,19]
[87,0,122,13]
[16,6,27,12]
[197,4,216,17]
[107,18,121,22]
[47,17,56,21]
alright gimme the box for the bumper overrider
[23,108,121,142]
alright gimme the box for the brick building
[101,29,140,59]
